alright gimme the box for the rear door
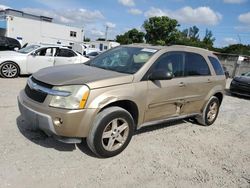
[181,52,213,114]
[54,48,79,66]
[26,47,55,73]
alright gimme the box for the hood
[0,51,25,58]
[234,76,250,84]
[32,64,134,89]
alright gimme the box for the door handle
[179,82,185,87]
[207,79,212,83]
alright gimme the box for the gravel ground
[0,77,249,188]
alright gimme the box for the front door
[26,47,55,73]
[144,52,186,122]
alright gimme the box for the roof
[127,43,212,54]
[0,8,53,22]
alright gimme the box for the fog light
[54,117,63,127]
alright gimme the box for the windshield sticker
[141,48,157,53]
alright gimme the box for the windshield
[86,46,158,74]
[18,45,40,54]
[244,72,250,77]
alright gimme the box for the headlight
[49,85,89,109]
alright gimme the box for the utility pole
[187,27,190,39]
[105,25,109,41]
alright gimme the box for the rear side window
[184,52,211,76]
[208,56,224,75]
[57,49,76,57]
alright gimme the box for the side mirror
[30,52,37,56]
[148,70,173,81]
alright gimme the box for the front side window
[35,48,55,56]
[208,56,224,75]
[152,52,184,78]
[184,52,211,76]
[87,46,158,74]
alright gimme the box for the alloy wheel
[101,118,129,152]
[1,63,18,78]
[207,102,218,123]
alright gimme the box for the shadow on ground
[16,115,96,157]
[17,115,198,157]
[225,88,250,100]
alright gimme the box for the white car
[0,45,89,78]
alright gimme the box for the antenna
[237,34,242,44]
[105,25,109,41]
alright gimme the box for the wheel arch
[213,92,223,105]
[98,100,139,126]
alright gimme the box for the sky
[0,0,250,47]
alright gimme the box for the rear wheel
[0,62,19,78]
[196,96,220,126]
[87,107,134,158]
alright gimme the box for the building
[214,52,250,77]
[86,41,120,52]
[0,9,84,46]
[72,41,120,55]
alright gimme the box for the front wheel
[0,62,19,78]
[196,96,220,126]
[87,107,134,158]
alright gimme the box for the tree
[182,26,199,40]
[116,28,145,44]
[83,37,90,42]
[221,44,250,56]
[143,16,179,45]
[96,38,106,41]
[202,29,215,49]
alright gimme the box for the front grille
[25,84,47,103]
[24,77,53,103]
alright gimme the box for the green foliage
[116,28,145,44]
[202,29,215,49]
[83,37,91,42]
[143,16,179,45]
[97,38,106,41]
[220,44,250,56]
[175,26,215,50]
[182,26,199,40]
[114,16,249,56]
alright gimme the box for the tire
[0,61,19,78]
[196,96,220,126]
[87,107,135,158]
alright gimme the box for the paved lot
[0,77,250,188]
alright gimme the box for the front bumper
[18,90,97,139]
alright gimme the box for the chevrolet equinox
[18,45,226,157]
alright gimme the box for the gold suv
[18,45,226,157]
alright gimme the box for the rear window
[208,56,224,75]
